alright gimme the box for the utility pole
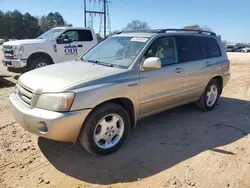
[104,0,106,38]
[84,0,87,27]
[84,0,109,38]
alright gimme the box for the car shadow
[0,76,16,88]
[7,67,25,74]
[38,97,250,185]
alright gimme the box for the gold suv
[9,29,230,155]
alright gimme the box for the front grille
[2,45,14,59]
[16,83,33,106]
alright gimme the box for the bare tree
[183,24,213,31]
[124,20,149,31]
[183,24,200,30]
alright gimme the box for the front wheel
[196,79,220,111]
[28,57,50,71]
[79,103,130,156]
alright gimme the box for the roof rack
[157,29,216,36]
[121,29,159,34]
[119,29,216,36]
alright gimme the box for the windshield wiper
[84,59,114,67]
[98,61,114,67]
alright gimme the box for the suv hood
[3,39,47,46]
[18,61,124,94]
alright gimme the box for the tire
[79,103,130,156]
[196,79,220,111]
[28,56,51,71]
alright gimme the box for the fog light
[36,121,48,134]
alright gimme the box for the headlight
[36,93,75,112]
[14,46,24,58]
[19,46,24,56]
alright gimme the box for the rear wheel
[79,103,130,156]
[196,79,220,111]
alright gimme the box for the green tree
[39,12,71,33]
[0,10,71,39]
[53,12,65,26]
[0,11,6,38]
[23,13,41,38]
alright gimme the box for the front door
[56,29,94,63]
[139,36,185,117]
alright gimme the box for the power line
[84,0,111,38]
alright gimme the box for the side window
[64,30,79,41]
[60,30,93,42]
[202,37,221,58]
[78,30,93,41]
[145,37,178,66]
[176,36,203,62]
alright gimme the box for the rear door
[175,35,208,101]
[177,35,222,101]
[56,29,95,63]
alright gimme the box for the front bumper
[2,58,27,68]
[9,93,91,143]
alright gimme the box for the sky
[0,0,249,43]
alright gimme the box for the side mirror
[57,34,72,44]
[57,37,63,44]
[142,57,161,71]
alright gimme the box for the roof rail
[157,29,216,36]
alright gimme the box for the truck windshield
[82,36,149,68]
[38,29,63,39]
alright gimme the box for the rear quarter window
[78,30,93,41]
[202,37,222,58]
[176,36,203,62]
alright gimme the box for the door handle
[174,67,183,73]
[78,45,83,47]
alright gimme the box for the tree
[39,16,50,33]
[0,11,6,38]
[108,30,120,37]
[39,12,71,33]
[183,24,213,31]
[23,13,41,38]
[183,24,200,30]
[96,33,104,42]
[0,10,71,39]
[124,20,149,31]
[53,12,65,26]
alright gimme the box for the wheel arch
[27,52,54,68]
[89,97,136,129]
[211,75,223,95]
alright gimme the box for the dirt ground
[1,51,250,188]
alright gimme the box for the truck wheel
[29,57,50,71]
[196,79,220,111]
[79,103,130,156]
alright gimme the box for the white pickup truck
[1,27,97,71]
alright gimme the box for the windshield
[82,36,148,68]
[38,29,63,39]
